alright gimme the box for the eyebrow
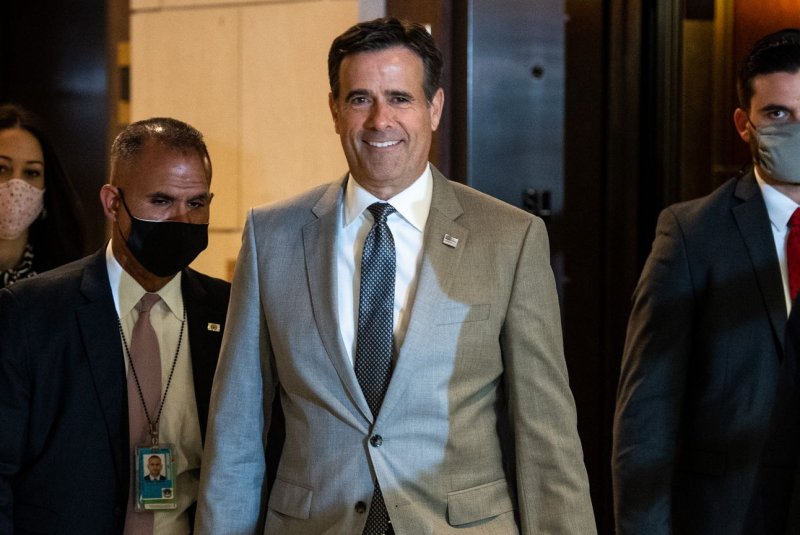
[387,90,414,100]
[344,89,370,101]
[189,192,213,203]
[0,154,44,165]
[343,89,416,101]
[758,103,791,114]
[146,191,212,202]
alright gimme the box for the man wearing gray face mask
[613,29,800,535]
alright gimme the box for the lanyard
[118,306,186,445]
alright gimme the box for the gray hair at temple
[110,117,212,182]
[328,17,444,104]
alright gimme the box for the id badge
[134,444,177,511]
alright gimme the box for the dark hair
[738,28,800,109]
[0,103,88,272]
[110,117,212,182]
[328,17,443,103]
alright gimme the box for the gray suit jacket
[196,168,595,534]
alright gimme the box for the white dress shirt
[106,242,202,535]
[336,165,433,365]
[755,168,800,313]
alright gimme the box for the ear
[429,88,445,132]
[733,108,751,143]
[329,92,341,134]
[99,184,120,222]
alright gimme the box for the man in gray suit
[196,17,595,534]
[613,29,800,534]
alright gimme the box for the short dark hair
[110,117,212,182]
[738,28,800,109]
[0,103,88,272]
[328,17,443,103]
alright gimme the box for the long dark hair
[0,104,88,272]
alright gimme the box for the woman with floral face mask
[0,104,88,288]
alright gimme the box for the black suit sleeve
[612,207,695,535]
[0,288,31,532]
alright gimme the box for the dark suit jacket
[783,298,800,534]
[0,248,230,535]
[612,170,796,534]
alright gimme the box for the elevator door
[465,0,565,294]
[464,0,565,288]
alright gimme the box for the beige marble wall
[130,0,359,280]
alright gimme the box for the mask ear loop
[114,188,138,246]
[743,115,765,168]
[115,188,135,219]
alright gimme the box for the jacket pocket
[267,478,313,519]
[446,478,514,526]
[436,304,491,325]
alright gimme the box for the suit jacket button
[370,434,383,447]
[355,501,367,513]
[113,506,123,517]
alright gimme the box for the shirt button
[370,434,383,447]
[355,501,367,513]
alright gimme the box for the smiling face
[329,46,444,200]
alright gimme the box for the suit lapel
[732,171,788,354]
[377,168,468,423]
[182,269,227,442]
[303,179,373,419]
[76,249,129,491]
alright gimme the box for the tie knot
[367,202,396,225]
[137,293,161,314]
[791,208,800,228]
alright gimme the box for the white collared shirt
[106,242,202,535]
[336,165,433,365]
[754,169,800,313]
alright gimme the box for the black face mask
[117,189,209,277]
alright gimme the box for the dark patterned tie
[789,208,800,301]
[355,202,396,535]
[124,293,161,535]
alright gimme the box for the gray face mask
[754,121,800,184]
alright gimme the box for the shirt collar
[754,167,800,231]
[105,240,184,320]
[343,164,433,231]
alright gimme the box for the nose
[365,100,393,130]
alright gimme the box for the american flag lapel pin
[443,234,459,248]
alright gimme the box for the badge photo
[134,444,177,510]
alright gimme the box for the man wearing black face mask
[0,117,230,535]
[613,29,800,535]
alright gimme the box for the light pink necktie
[124,293,161,535]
